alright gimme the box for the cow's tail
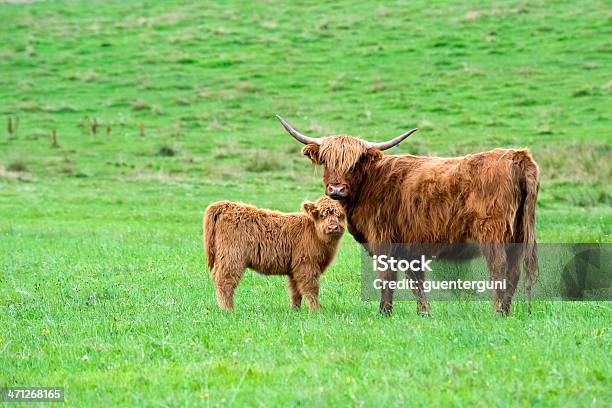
[203,202,224,271]
[515,151,540,314]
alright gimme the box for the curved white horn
[366,128,418,150]
[276,115,322,145]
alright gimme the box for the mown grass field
[1,0,610,406]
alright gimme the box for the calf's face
[302,197,346,242]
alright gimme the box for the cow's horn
[276,115,322,145]
[366,128,418,151]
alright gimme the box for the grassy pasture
[0,0,611,406]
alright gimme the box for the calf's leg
[294,266,321,311]
[287,275,302,309]
[212,263,244,310]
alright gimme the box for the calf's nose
[327,225,340,234]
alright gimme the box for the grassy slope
[0,0,610,406]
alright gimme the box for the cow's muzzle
[326,184,348,200]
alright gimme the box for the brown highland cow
[277,115,540,316]
[203,197,345,310]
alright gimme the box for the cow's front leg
[407,269,430,316]
[378,268,396,315]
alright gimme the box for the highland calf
[203,197,345,310]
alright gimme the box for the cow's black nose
[327,184,347,198]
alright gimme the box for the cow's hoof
[493,307,511,316]
[493,300,502,314]
[416,302,431,316]
[493,300,511,316]
[500,305,512,316]
[379,302,393,316]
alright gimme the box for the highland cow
[277,115,540,316]
[203,197,345,310]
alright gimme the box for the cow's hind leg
[287,275,302,309]
[480,244,508,315]
[212,263,244,310]
[501,245,522,315]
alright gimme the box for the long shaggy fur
[302,136,540,315]
[203,197,345,310]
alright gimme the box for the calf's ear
[301,201,319,218]
[302,144,321,164]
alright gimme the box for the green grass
[0,0,611,406]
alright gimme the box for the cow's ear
[302,201,319,219]
[365,148,383,162]
[302,144,321,164]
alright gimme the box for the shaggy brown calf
[277,115,540,316]
[203,197,345,310]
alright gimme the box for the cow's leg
[287,275,302,309]
[379,268,396,315]
[501,245,522,315]
[406,268,430,316]
[294,266,320,311]
[481,244,507,315]
[212,263,244,310]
